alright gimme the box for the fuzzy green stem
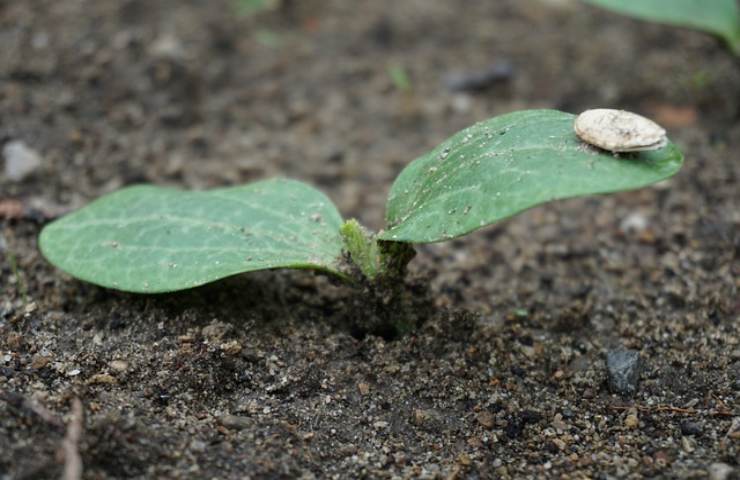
[731,35,740,56]
[340,219,416,282]
[340,219,420,336]
[340,219,381,280]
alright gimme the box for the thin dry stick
[608,404,697,415]
[0,390,64,428]
[61,398,83,480]
[710,394,736,417]
[726,417,740,439]
[27,399,65,427]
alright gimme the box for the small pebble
[606,349,642,396]
[624,409,639,429]
[357,382,370,395]
[411,408,444,431]
[680,420,702,436]
[708,463,735,480]
[552,413,568,432]
[190,439,207,452]
[219,340,242,355]
[620,211,649,234]
[411,409,428,427]
[443,61,513,92]
[3,140,43,181]
[476,411,495,429]
[149,33,185,59]
[202,320,231,341]
[550,438,567,451]
[88,373,117,385]
[219,415,252,430]
[23,302,38,315]
[109,360,129,372]
[31,354,52,369]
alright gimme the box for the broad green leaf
[582,0,740,54]
[40,178,346,293]
[380,109,683,243]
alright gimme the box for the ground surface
[1,1,738,478]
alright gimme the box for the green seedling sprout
[581,0,740,55]
[233,0,281,16]
[387,64,412,92]
[40,109,683,295]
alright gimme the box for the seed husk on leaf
[574,109,667,152]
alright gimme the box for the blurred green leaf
[582,0,740,54]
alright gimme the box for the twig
[608,404,697,415]
[0,390,64,428]
[726,417,740,439]
[710,394,736,417]
[712,409,735,417]
[61,398,83,480]
[651,405,697,414]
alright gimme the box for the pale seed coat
[574,109,667,152]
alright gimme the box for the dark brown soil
[1,1,738,478]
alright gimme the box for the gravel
[606,348,642,396]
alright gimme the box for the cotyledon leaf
[40,178,346,293]
[581,0,740,54]
[380,109,683,243]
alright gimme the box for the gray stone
[680,420,702,436]
[708,463,735,480]
[219,414,252,430]
[606,349,642,396]
[3,140,42,181]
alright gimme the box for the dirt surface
[1,1,739,478]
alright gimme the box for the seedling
[388,64,412,91]
[233,0,281,16]
[582,0,740,55]
[40,109,683,294]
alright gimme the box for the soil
[1,1,739,478]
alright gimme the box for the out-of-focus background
[1,1,738,478]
